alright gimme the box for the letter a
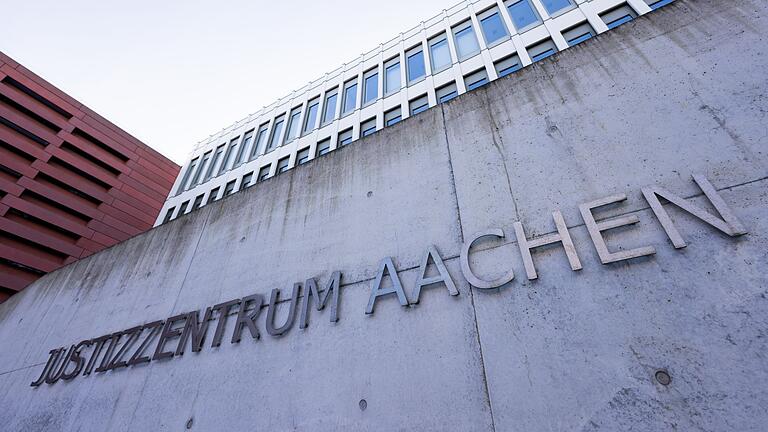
[366,257,408,314]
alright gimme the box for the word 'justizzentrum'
[31,173,748,387]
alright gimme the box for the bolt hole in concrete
[186,417,193,429]
[366,191,373,198]
[359,399,367,411]
[655,370,672,386]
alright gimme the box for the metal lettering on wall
[30,173,748,387]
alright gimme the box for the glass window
[528,38,558,62]
[342,79,358,115]
[162,207,175,223]
[495,54,522,78]
[409,95,429,116]
[647,0,675,9]
[267,115,285,152]
[453,22,480,60]
[218,137,240,175]
[479,11,509,46]
[179,200,190,215]
[223,180,236,196]
[206,187,220,204]
[192,194,205,210]
[284,107,302,144]
[363,69,378,105]
[384,58,401,95]
[316,138,331,157]
[249,123,269,160]
[361,118,377,137]
[276,156,290,174]
[297,147,311,164]
[563,22,595,47]
[436,82,458,103]
[429,34,452,73]
[179,157,199,192]
[407,46,426,84]
[600,4,637,29]
[322,89,338,125]
[505,0,542,32]
[303,98,320,135]
[234,130,254,167]
[384,107,402,127]
[242,172,254,188]
[257,165,271,181]
[338,128,353,146]
[541,0,574,15]
[464,68,489,91]
[204,145,225,180]
[190,151,211,187]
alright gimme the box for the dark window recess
[0,115,48,146]
[257,166,271,181]
[0,93,61,132]
[0,163,23,179]
[61,142,121,175]
[162,207,175,223]
[72,128,129,162]
[207,187,220,203]
[6,209,80,240]
[0,190,6,198]
[0,138,35,161]
[223,180,237,196]
[34,172,102,205]
[192,194,205,209]
[20,190,92,222]
[0,257,47,276]
[49,156,111,190]
[0,231,68,262]
[1,76,73,119]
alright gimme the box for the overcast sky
[1,0,456,164]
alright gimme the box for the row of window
[177,2,647,197]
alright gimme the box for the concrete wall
[1,0,766,430]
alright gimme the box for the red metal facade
[0,51,180,303]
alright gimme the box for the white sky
[0,0,456,164]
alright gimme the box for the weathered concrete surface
[1,0,767,430]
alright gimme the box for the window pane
[342,83,357,114]
[322,93,337,124]
[407,50,426,83]
[251,126,268,159]
[361,118,377,137]
[410,95,429,116]
[297,147,310,164]
[430,38,452,72]
[436,82,458,103]
[648,0,675,10]
[303,102,319,134]
[316,138,331,156]
[338,128,353,146]
[363,73,378,104]
[268,119,284,150]
[541,0,573,15]
[235,131,253,166]
[454,25,480,59]
[480,13,508,45]
[385,63,401,94]
[507,0,541,31]
[285,110,302,143]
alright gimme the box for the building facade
[157,0,674,225]
[0,51,180,302]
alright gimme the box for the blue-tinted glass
[407,51,426,83]
[430,39,452,71]
[362,126,376,137]
[386,116,402,127]
[454,26,480,59]
[303,103,318,133]
[467,78,489,91]
[531,48,555,62]
[268,121,283,150]
[507,0,540,31]
[480,13,508,45]
[343,84,357,114]
[285,111,301,142]
[385,63,401,94]
[498,63,522,78]
[438,91,457,103]
[649,0,674,9]
[364,74,378,104]
[567,32,592,46]
[606,14,633,29]
[322,93,337,124]
[411,104,429,115]
[541,0,573,15]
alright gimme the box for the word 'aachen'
[32,173,747,387]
